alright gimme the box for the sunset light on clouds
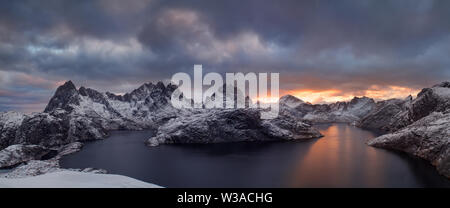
[284,85,420,104]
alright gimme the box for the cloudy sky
[1,0,450,112]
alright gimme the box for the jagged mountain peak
[44,81,80,113]
[54,80,78,96]
[61,80,76,90]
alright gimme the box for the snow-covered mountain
[44,80,180,129]
[1,80,324,150]
[277,82,450,178]
[368,82,450,178]
[0,81,183,150]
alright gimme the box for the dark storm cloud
[1,0,450,111]
[138,0,450,85]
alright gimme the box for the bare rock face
[0,145,50,168]
[146,108,322,146]
[368,111,450,178]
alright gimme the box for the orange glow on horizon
[284,89,353,104]
[250,85,419,104]
[282,85,420,104]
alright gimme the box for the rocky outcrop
[0,145,51,168]
[0,80,182,150]
[1,80,323,152]
[146,108,322,146]
[44,81,79,113]
[368,111,450,178]
[368,81,450,178]
[358,96,412,131]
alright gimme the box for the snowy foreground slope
[0,171,160,188]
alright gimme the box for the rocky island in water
[0,80,449,187]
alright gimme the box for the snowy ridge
[279,95,376,123]
[278,95,305,108]
[368,81,450,178]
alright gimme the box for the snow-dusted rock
[0,142,102,179]
[57,142,83,158]
[368,111,450,178]
[304,97,376,123]
[0,144,157,187]
[1,160,60,178]
[358,96,412,130]
[386,82,450,131]
[0,111,26,149]
[262,115,322,140]
[0,145,50,168]
[0,170,161,188]
[146,108,322,146]
[367,82,450,178]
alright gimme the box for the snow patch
[0,170,161,188]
